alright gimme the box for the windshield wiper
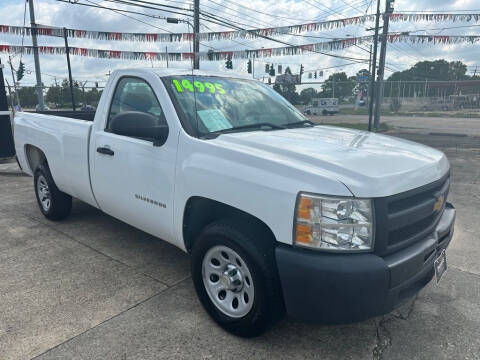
[211,122,286,134]
[285,120,315,128]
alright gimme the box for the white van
[304,98,339,115]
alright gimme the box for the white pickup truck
[14,68,455,337]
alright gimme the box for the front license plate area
[434,249,447,284]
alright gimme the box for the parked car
[35,104,50,112]
[81,104,95,111]
[304,97,339,115]
[14,69,455,337]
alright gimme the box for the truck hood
[212,126,449,197]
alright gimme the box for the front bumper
[275,203,455,324]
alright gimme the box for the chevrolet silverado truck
[14,69,455,337]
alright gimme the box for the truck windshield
[163,76,309,137]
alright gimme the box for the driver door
[90,76,177,243]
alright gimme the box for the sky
[0,0,479,88]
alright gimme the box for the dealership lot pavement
[0,130,479,360]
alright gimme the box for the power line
[198,10,369,63]
[206,0,338,24]
[408,23,480,33]
[202,1,273,29]
[102,0,193,18]
[56,0,176,24]
[83,0,173,32]
[398,10,480,13]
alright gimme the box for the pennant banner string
[0,35,479,62]
[0,13,479,43]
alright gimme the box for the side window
[107,77,165,130]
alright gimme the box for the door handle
[97,147,114,156]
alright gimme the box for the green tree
[46,85,62,108]
[60,79,82,108]
[17,87,38,108]
[320,72,354,100]
[386,59,472,97]
[299,87,317,105]
[85,87,103,107]
[387,60,470,82]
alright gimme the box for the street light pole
[28,0,45,110]
[7,56,21,108]
[167,17,195,70]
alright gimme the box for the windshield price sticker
[197,109,232,132]
[172,79,226,94]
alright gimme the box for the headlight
[294,193,374,252]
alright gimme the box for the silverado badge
[433,195,444,212]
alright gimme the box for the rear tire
[34,164,72,221]
[191,218,285,337]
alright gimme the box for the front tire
[191,219,285,337]
[34,164,72,221]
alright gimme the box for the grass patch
[338,107,480,118]
[395,111,480,119]
[338,108,369,115]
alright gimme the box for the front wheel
[34,164,72,221]
[191,219,285,337]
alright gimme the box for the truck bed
[31,110,96,122]
[14,111,98,208]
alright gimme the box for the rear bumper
[275,203,455,324]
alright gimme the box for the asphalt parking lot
[1,128,479,360]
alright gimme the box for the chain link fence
[280,79,480,117]
[6,84,105,111]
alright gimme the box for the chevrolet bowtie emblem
[433,195,444,212]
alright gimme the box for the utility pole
[367,0,382,131]
[368,45,373,79]
[367,44,373,108]
[373,0,394,130]
[28,0,45,110]
[165,46,169,68]
[252,58,255,79]
[193,0,200,70]
[63,28,76,111]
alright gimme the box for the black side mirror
[110,111,169,147]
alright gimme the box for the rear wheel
[34,164,72,221]
[191,219,285,337]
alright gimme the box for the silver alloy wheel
[37,175,51,212]
[202,245,255,318]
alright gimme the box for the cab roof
[112,68,255,81]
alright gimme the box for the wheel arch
[25,144,47,173]
[182,196,277,253]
